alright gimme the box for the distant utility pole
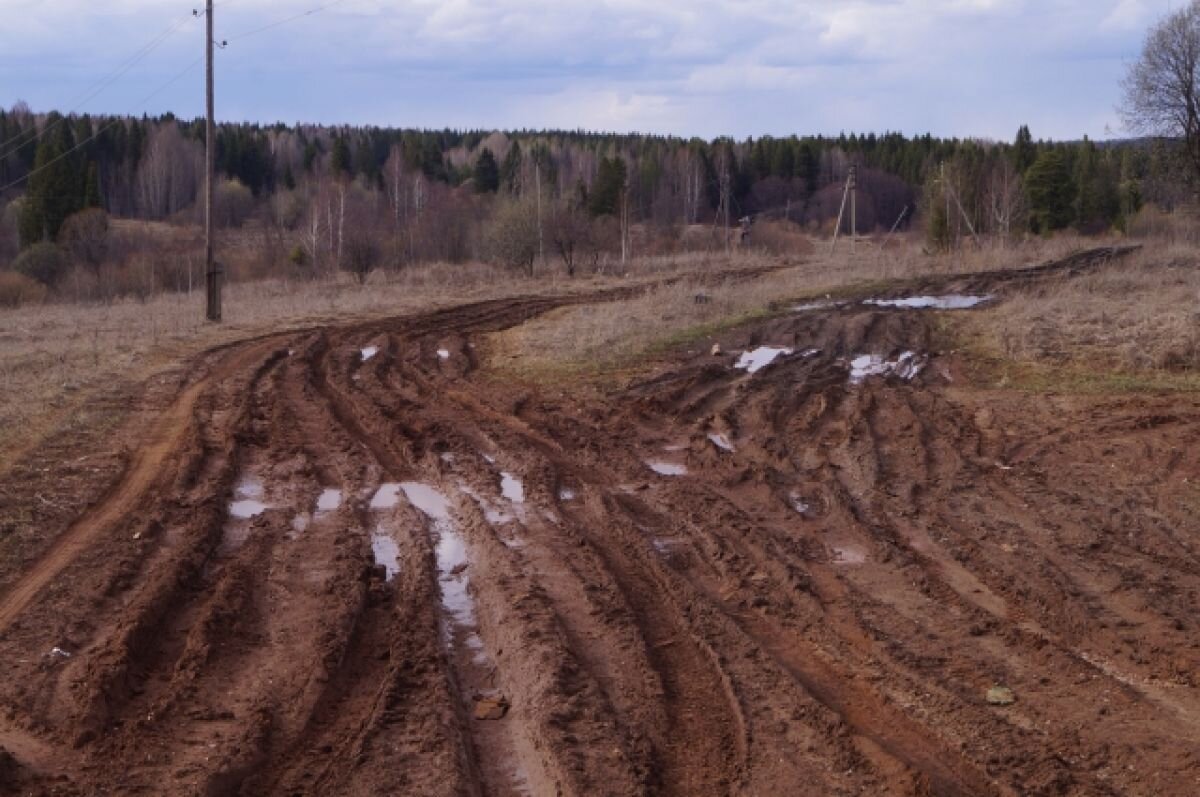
[720,156,731,257]
[204,0,221,322]
[849,164,858,253]
[829,165,858,256]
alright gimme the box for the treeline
[0,102,1184,304]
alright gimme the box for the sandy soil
[1,246,1198,796]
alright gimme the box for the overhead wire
[3,0,355,193]
[0,55,204,195]
[0,11,199,160]
[225,0,351,43]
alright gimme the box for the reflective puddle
[735,346,793,374]
[849,352,925,384]
[229,478,268,520]
[864,294,993,310]
[500,472,525,503]
[708,432,734,452]
[372,532,401,580]
[369,483,402,510]
[647,460,688,477]
[316,488,342,512]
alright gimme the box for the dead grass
[0,233,1157,471]
[0,252,779,471]
[485,234,1116,380]
[954,242,1200,386]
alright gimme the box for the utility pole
[849,164,858,254]
[204,0,221,322]
[720,155,731,257]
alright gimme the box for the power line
[0,12,198,161]
[3,0,353,194]
[0,56,205,195]
[225,0,350,43]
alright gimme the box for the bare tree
[1121,1,1200,183]
[483,195,539,276]
[135,122,202,219]
[986,158,1026,243]
[548,200,591,277]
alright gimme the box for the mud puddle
[229,478,268,520]
[864,294,993,310]
[371,532,401,580]
[735,346,792,374]
[399,482,532,794]
[708,432,734,452]
[222,477,269,554]
[316,488,342,512]
[848,352,925,384]
[369,483,402,510]
[647,460,688,476]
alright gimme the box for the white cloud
[0,0,1181,140]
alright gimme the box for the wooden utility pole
[849,164,858,253]
[204,0,221,322]
[720,156,731,257]
[829,168,853,256]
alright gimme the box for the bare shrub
[214,179,256,229]
[483,195,540,276]
[59,208,110,272]
[13,243,70,287]
[343,233,381,285]
[0,271,47,307]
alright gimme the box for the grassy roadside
[935,315,1200,394]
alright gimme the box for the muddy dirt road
[1,247,1199,796]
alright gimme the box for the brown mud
[2,246,1199,796]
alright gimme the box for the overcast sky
[0,0,1179,141]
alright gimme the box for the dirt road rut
[2,247,1199,796]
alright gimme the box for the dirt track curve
[2,246,1200,796]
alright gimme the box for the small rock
[48,647,71,659]
[986,685,1016,706]
[474,695,510,721]
[710,343,722,356]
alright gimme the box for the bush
[214,178,255,229]
[0,271,48,307]
[483,196,540,275]
[59,208,110,269]
[13,242,69,286]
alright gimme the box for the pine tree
[473,148,500,193]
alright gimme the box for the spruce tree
[84,162,102,209]
[1024,149,1075,233]
[473,148,500,193]
[500,142,523,193]
[1013,125,1036,174]
[587,156,627,217]
[330,136,353,178]
[19,115,83,247]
